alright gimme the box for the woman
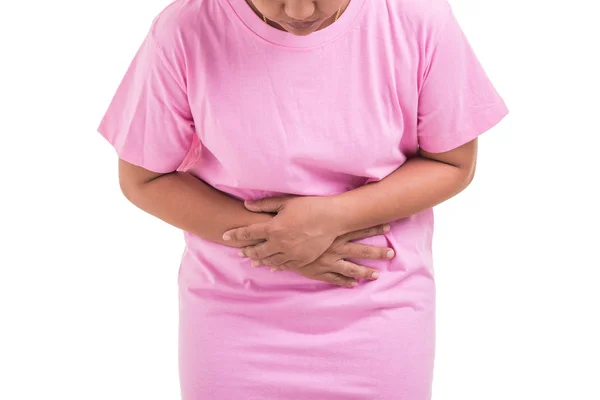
[97,0,508,398]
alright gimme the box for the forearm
[122,171,272,247]
[331,155,474,234]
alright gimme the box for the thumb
[245,197,288,213]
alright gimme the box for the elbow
[460,160,477,190]
[118,174,145,207]
[118,176,136,203]
[466,163,476,185]
[117,159,153,204]
[117,158,169,201]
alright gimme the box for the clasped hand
[223,196,394,287]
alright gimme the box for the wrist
[324,195,353,236]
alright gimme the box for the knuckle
[241,230,252,240]
[271,255,285,266]
[254,199,265,208]
[285,261,295,269]
[330,244,342,255]
[264,223,274,234]
[339,243,355,257]
[338,232,352,242]
[332,236,345,245]
[330,275,343,285]
[360,247,373,258]
[301,261,320,273]
[269,256,279,266]
[317,255,331,266]
[358,267,371,279]
[329,276,344,286]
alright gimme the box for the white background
[1,0,598,399]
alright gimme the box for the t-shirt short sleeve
[417,2,509,153]
[97,26,196,173]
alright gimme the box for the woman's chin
[280,21,322,36]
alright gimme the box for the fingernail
[252,260,260,267]
[383,224,391,233]
[371,271,380,279]
[350,281,358,287]
[386,250,395,258]
[223,234,231,241]
[270,268,277,272]
[238,251,245,257]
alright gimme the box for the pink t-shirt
[98,0,508,398]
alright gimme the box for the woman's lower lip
[285,20,319,30]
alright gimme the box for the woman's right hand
[257,224,395,288]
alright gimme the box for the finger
[334,260,380,280]
[240,242,278,260]
[340,224,391,242]
[270,262,293,272]
[269,260,300,272]
[340,243,395,260]
[256,253,288,267]
[223,223,270,242]
[318,272,358,288]
[244,196,291,213]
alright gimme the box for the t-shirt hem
[96,122,178,174]
[419,102,509,153]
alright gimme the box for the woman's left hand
[223,196,344,269]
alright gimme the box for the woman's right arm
[118,158,390,286]
[118,159,272,248]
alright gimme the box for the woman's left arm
[328,138,477,235]
[227,139,477,268]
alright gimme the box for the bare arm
[117,159,272,248]
[329,138,478,234]
[231,139,478,267]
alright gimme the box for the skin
[246,0,351,35]
[117,0,478,287]
[228,141,478,269]
[118,159,392,288]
